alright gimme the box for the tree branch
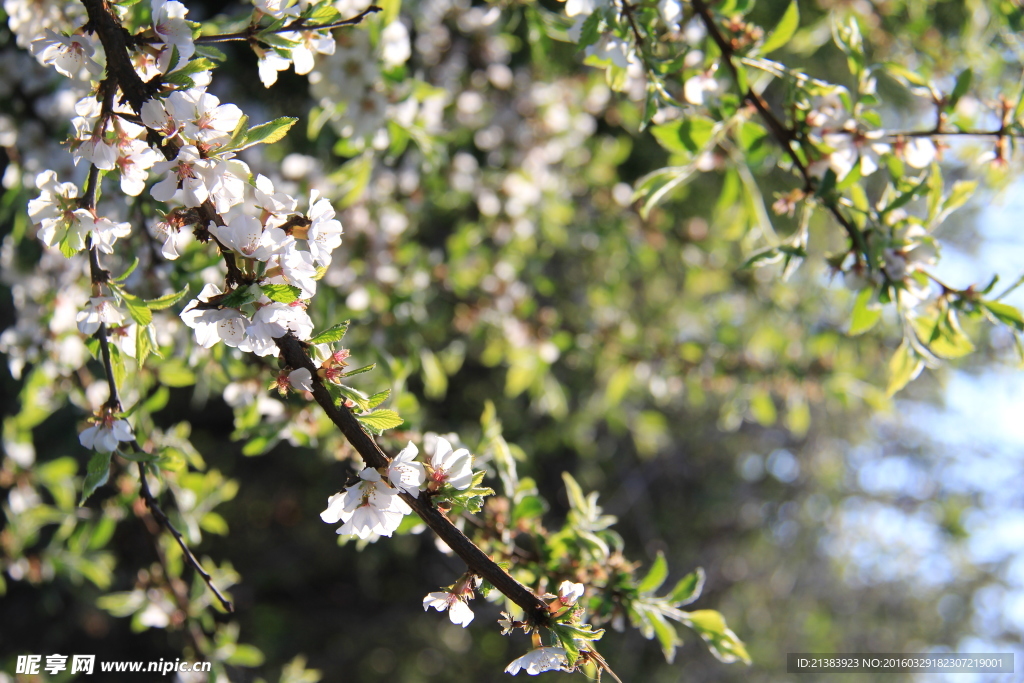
[195,5,382,44]
[84,0,551,628]
[689,0,868,264]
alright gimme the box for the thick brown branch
[274,334,552,625]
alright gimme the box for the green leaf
[344,363,376,378]
[912,312,974,359]
[511,495,547,524]
[241,117,298,149]
[219,284,261,309]
[650,121,692,157]
[366,389,391,410]
[113,257,139,282]
[849,288,881,335]
[309,320,350,345]
[116,290,153,327]
[145,285,189,310]
[681,610,751,664]
[225,644,265,667]
[887,340,923,396]
[260,283,302,303]
[678,116,716,154]
[638,552,669,594]
[984,300,1024,330]
[940,180,977,216]
[135,324,153,367]
[81,451,112,505]
[649,611,682,663]
[668,568,706,606]
[356,409,404,433]
[949,68,973,109]
[760,0,799,54]
[576,10,603,50]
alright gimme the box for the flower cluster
[319,437,478,540]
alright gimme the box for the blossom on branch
[428,437,474,491]
[320,468,411,539]
[422,589,475,627]
[79,414,134,453]
[504,647,571,676]
[387,442,426,494]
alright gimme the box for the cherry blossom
[29,30,102,79]
[558,580,584,606]
[151,145,213,207]
[320,468,411,539]
[387,442,426,494]
[180,284,251,349]
[76,297,126,335]
[422,590,475,627]
[151,0,195,73]
[428,437,474,490]
[79,415,134,453]
[504,647,570,676]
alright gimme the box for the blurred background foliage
[1,0,1022,680]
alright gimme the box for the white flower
[77,297,126,335]
[659,0,682,27]
[86,215,132,254]
[205,158,250,213]
[428,437,474,490]
[180,283,251,349]
[305,190,343,267]
[684,71,723,106]
[388,442,425,494]
[381,21,411,68]
[29,30,102,79]
[180,90,244,149]
[288,29,335,75]
[423,590,474,627]
[28,171,91,252]
[254,174,298,217]
[116,141,163,196]
[272,245,318,298]
[253,0,300,19]
[246,301,314,355]
[558,580,585,605]
[504,647,570,676]
[151,0,195,73]
[80,416,134,453]
[257,47,292,87]
[320,468,411,539]
[903,137,937,169]
[215,214,289,261]
[151,145,212,207]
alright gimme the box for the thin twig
[689,0,868,264]
[195,5,382,44]
[137,462,235,612]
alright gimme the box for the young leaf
[145,285,189,310]
[260,283,302,304]
[356,409,404,433]
[680,610,751,664]
[983,300,1024,331]
[637,552,669,594]
[309,320,350,345]
[887,340,923,396]
[949,68,973,109]
[343,363,376,378]
[242,117,299,149]
[112,257,139,282]
[760,0,799,55]
[81,451,113,506]
[366,389,391,410]
[668,567,706,606]
[849,288,881,335]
